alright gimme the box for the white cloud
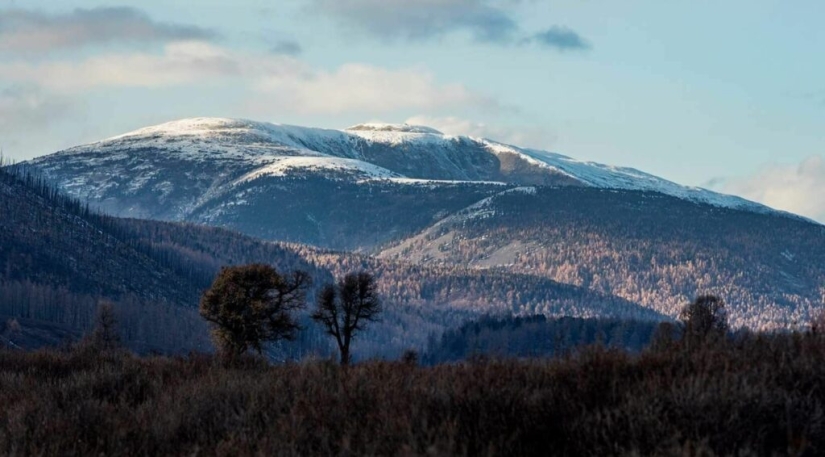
[0,42,241,90]
[0,7,216,54]
[0,43,497,116]
[405,115,556,149]
[711,156,825,222]
[255,65,499,115]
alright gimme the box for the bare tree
[200,264,310,356]
[312,272,382,365]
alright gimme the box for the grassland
[1,333,824,456]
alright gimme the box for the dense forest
[381,186,825,330]
[0,165,663,358]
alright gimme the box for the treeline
[287,246,664,359]
[424,314,661,364]
[0,280,210,353]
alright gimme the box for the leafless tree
[312,272,382,365]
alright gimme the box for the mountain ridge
[32,117,784,218]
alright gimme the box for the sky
[0,0,823,221]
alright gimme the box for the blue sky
[1,0,823,220]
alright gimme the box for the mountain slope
[0,166,320,352]
[1,165,656,356]
[379,186,825,329]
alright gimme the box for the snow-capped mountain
[26,117,825,330]
[31,117,772,218]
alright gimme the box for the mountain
[25,117,825,330]
[378,186,825,330]
[1,164,652,356]
[0,165,318,352]
[29,118,779,250]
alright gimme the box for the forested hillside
[1,166,659,357]
[0,165,323,352]
[381,187,825,329]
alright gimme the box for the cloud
[254,64,501,115]
[270,40,303,56]
[309,0,518,43]
[308,0,591,52]
[0,42,241,90]
[525,26,590,51]
[0,43,499,115]
[0,85,72,134]
[405,115,556,149]
[709,156,825,222]
[0,7,216,54]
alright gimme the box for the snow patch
[369,178,508,187]
[482,139,770,214]
[345,123,442,135]
[237,157,402,183]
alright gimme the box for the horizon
[0,1,822,222]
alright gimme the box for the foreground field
[1,335,824,456]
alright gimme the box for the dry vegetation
[2,332,825,456]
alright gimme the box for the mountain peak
[35,116,783,219]
[345,123,443,135]
[107,118,276,140]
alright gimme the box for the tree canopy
[200,264,310,356]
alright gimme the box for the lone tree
[312,272,382,365]
[200,264,310,356]
[679,295,728,348]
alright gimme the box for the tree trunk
[340,344,350,366]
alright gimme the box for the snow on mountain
[31,117,777,217]
[346,123,443,134]
[480,140,768,213]
[61,118,356,163]
[236,157,402,183]
[344,123,452,146]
